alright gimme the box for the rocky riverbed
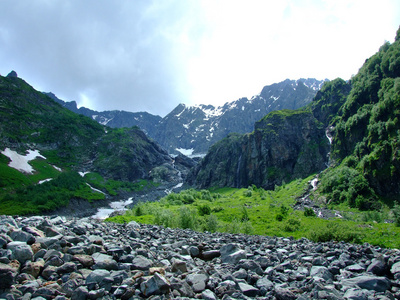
[1,215,400,299]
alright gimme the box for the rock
[1,215,400,300]
[341,275,391,292]
[343,288,370,300]
[86,269,111,284]
[186,273,208,292]
[367,258,387,276]
[202,250,220,260]
[256,276,274,291]
[140,273,170,296]
[202,288,217,300]
[10,229,35,244]
[71,286,89,300]
[275,287,297,300]
[21,260,44,278]
[310,266,333,281]
[220,243,246,264]
[390,261,400,274]
[0,262,17,289]
[73,254,94,268]
[238,282,259,297]
[7,241,34,264]
[171,259,188,273]
[131,255,153,270]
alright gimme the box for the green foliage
[178,207,198,229]
[304,207,316,217]
[393,204,400,227]
[318,165,377,209]
[198,204,211,216]
[107,175,400,248]
[0,171,104,215]
[330,32,400,200]
[308,222,364,244]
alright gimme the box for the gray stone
[131,255,152,271]
[0,262,18,289]
[220,243,246,264]
[238,282,259,297]
[71,286,89,300]
[390,261,400,274]
[343,288,370,300]
[341,275,391,292]
[186,273,208,292]
[367,259,387,276]
[256,276,274,291]
[140,273,170,296]
[86,269,111,284]
[202,289,217,300]
[202,250,220,260]
[345,263,365,273]
[236,259,263,275]
[274,287,296,300]
[10,229,35,244]
[56,262,77,274]
[171,259,188,273]
[310,266,333,281]
[7,241,34,264]
[188,246,200,257]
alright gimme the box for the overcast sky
[1,1,399,117]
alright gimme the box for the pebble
[0,215,399,299]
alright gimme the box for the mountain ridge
[48,78,327,155]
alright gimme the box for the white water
[92,197,134,220]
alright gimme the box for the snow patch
[1,148,46,174]
[176,148,194,156]
[79,171,90,177]
[38,178,53,184]
[52,165,62,172]
[92,197,134,220]
[86,183,106,195]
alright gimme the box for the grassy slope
[107,176,400,248]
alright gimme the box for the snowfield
[1,148,46,174]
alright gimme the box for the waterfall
[236,154,242,188]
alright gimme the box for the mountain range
[0,27,399,216]
[48,78,326,155]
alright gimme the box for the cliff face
[189,110,330,189]
[188,79,351,190]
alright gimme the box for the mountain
[45,92,162,135]
[189,27,400,209]
[48,78,326,155]
[187,79,350,189]
[0,73,174,183]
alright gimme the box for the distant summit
[6,70,18,78]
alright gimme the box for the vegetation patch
[107,177,400,248]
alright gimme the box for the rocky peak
[6,70,18,78]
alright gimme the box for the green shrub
[204,214,219,233]
[198,204,211,216]
[393,204,400,227]
[308,222,363,244]
[178,207,198,229]
[304,207,316,217]
[283,218,301,232]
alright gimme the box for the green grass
[107,176,400,248]
[0,154,158,215]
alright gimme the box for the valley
[0,26,399,299]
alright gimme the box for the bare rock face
[0,215,400,299]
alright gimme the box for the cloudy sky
[1,1,399,116]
